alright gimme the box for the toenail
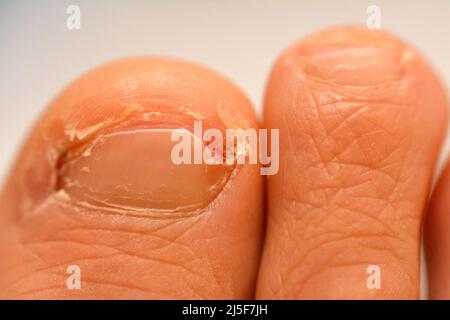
[57,126,233,216]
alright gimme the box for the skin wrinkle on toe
[257,27,449,299]
[281,52,419,296]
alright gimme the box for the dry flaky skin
[257,26,448,299]
[0,58,264,299]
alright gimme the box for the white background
[1,0,450,297]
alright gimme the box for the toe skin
[257,26,449,299]
[0,58,264,299]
